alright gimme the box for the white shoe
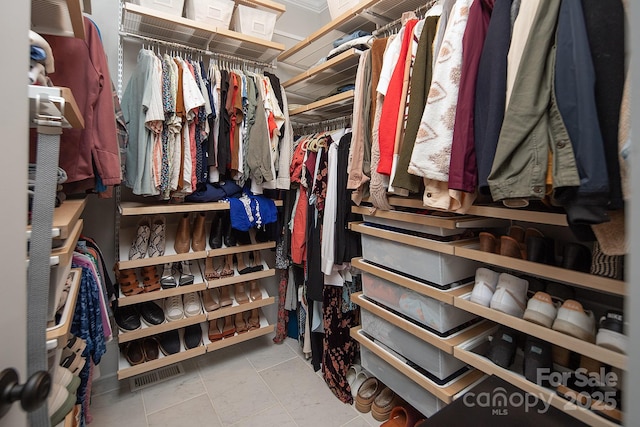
[50,366,80,394]
[183,292,203,317]
[470,268,500,307]
[490,273,528,318]
[552,300,596,342]
[165,295,184,321]
[523,292,558,328]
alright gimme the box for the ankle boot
[249,280,262,301]
[479,232,500,254]
[208,212,223,249]
[219,285,233,307]
[526,236,555,265]
[235,282,249,304]
[174,213,191,254]
[223,213,237,247]
[500,235,524,259]
[191,212,207,252]
[222,315,236,337]
[562,243,592,272]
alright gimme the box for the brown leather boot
[174,213,191,254]
[219,285,233,307]
[500,235,524,259]
[249,280,262,301]
[235,282,249,304]
[479,232,500,254]
[191,212,206,252]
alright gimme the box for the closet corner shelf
[235,0,286,16]
[28,85,85,129]
[282,49,362,100]
[352,292,495,354]
[31,0,86,40]
[27,198,86,241]
[121,3,285,63]
[118,199,283,216]
[453,294,627,370]
[351,258,472,305]
[453,343,620,427]
[46,268,82,344]
[454,243,626,296]
[351,326,485,404]
[277,0,427,67]
[289,90,354,122]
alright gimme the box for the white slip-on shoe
[164,295,185,321]
[351,370,369,398]
[595,311,626,353]
[523,291,558,328]
[490,273,528,318]
[183,292,203,317]
[470,267,500,307]
[552,300,596,342]
[50,366,80,394]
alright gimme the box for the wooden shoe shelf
[116,202,278,380]
[351,198,627,425]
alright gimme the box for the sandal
[178,261,195,286]
[236,252,253,275]
[249,280,262,301]
[247,308,260,331]
[141,265,161,293]
[251,250,265,272]
[205,257,220,280]
[220,253,235,278]
[160,262,177,289]
[235,312,248,334]
[115,266,143,296]
[222,315,236,338]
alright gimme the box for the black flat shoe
[157,330,181,355]
[115,305,141,332]
[485,326,518,369]
[183,324,203,349]
[138,301,165,326]
[523,336,553,386]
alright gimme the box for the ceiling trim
[279,0,328,14]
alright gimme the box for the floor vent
[129,363,185,392]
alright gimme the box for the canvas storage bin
[361,272,477,334]
[360,343,446,417]
[327,0,360,20]
[132,0,185,16]
[184,0,235,29]
[232,5,277,41]
[361,308,468,380]
[361,233,480,286]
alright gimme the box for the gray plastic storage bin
[361,272,477,333]
[360,345,446,417]
[361,309,468,380]
[361,233,480,286]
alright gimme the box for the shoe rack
[115,201,281,380]
[350,198,626,426]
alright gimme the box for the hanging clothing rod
[372,0,440,37]
[119,31,275,69]
[293,115,353,133]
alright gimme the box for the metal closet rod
[119,31,275,69]
[372,0,440,37]
[294,115,353,133]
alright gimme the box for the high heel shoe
[204,257,220,280]
[220,253,235,277]
[219,285,233,307]
[248,309,260,331]
[251,250,264,272]
[235,282,249,304]
[222,315,236,338]
[249,280,262,301]
[236,252,253,275]
[235,312,248,334]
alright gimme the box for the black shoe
[523,336,553,386]
[562,243,592,272]
[157,330,181,355]
[183,324,203,349]
[485,326,518,369]
[138,302,165,326]
[115,305,141,332]
[596,311,626,353]
[209,212,223,249]
[235,230,252,246]
[223,213,237,247]
[526,236,556,265]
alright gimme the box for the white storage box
[232,5,277,41]
[361,309,468,380]
[185,0,235,29]
[327,0,360,20]
[131,0,185,16]
[360,344,446,417]
[361,272,477,334]
[361,233,480,286]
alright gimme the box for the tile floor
[89,336,382,427]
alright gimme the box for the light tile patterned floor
[89,337,382,427]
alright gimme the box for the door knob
[0,368,51,419]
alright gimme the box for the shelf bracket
[357,9,392,27]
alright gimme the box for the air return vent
[129,363,185,391]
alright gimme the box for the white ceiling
[279,0,328,13]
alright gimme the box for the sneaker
[128,217,151,260]
[523,292,558,328]
[183,292,203,317]
[596,311,626,353]
[552,300,596,342]
[523,336,553,386]
[470,267,500,307]
[485,326,518,369]
[490,273,528,318]
[165,295,184,321]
